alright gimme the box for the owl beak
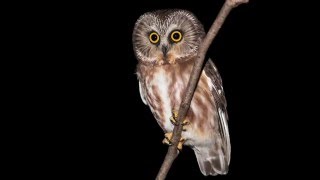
[161,45,168,57]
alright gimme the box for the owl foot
[169,110,179,125]
[170,110,190,130]
[162,132,173,145]
[177,138,185,151]
[162,132,186,151]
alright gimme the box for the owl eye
[170,30,182,43]
[149,32,160,44]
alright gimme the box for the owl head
[132,9,205,65]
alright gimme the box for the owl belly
[145,67,177,133]
[144,65,216,146]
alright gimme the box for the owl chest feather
[144,64,191,132]
[138,61,215,135]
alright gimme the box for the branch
[155,0,248,179]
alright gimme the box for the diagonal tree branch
[155,0,249,179]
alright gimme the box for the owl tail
[193,143,229,176]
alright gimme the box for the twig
[155,0,249,179]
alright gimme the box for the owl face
[133,9,205,65]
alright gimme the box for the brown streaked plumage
[133,9,231,176]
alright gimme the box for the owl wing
[138,79,148,105]
[204,58,231,165]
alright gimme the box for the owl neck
[137,57,195,81]
[138,52,197,67]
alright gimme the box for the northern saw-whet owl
[132,9,231,176]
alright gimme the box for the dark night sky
[51,0,316,178]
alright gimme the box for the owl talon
[170,110,179,125]
[162,138,172,146]
[177,138,185,151]
[170,110,190,127]
[162,132,173,145]
[182,119,190,126]
[170,117,178,126]
[163,132,185,151]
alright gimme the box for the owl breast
[138,60,217,145]
[144,63,191,132]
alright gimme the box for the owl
[132,9,231,176]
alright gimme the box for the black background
[47,0,317,179]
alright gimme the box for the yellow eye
[149,32,160,44]
[170,31,182,42]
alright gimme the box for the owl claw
[162,132,185,151]
[162,132,173,145]
[170,110,190,127]
[162,139,172,146]
[170,110,179,125]
[182,119,190,126]
[170,116,178,126]
[177,138,185,151]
